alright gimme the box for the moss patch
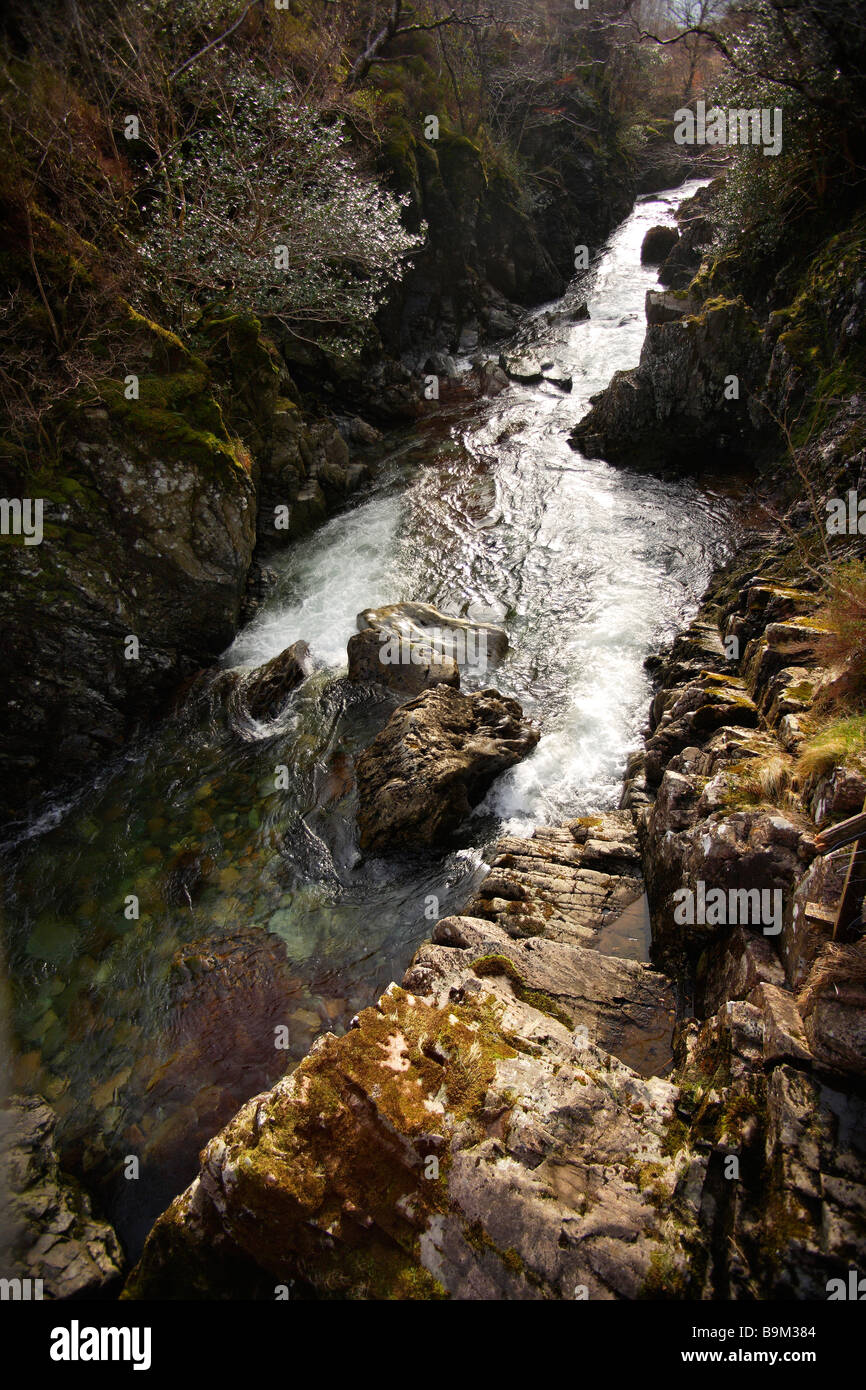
[471,954,573,1028]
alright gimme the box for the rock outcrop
[124,814,697,1300]
[570,292,770,471]
[641,224,679,265]
[0,1095,124,1299]
[355,685,539,852]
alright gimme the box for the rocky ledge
[124,813,693,1299]
[123,543,866,1300]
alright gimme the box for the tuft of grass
[813,561,866,710]
[724,754,793,808]
[797,715,866,780]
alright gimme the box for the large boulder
[357,602,508,677]
[570,296,771,472]
[640,224,679,265]
[355,685,538,851]
[124,943,697,1301]
[347,627,459,695]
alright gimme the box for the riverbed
[1,179,747,1255]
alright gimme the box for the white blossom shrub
[140,74,424,341]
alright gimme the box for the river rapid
[1,179,748,1254]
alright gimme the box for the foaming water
[1,181,744,1252]
[226,180,736,831]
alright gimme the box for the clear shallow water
[2,181,745,1253]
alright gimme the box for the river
[1,178,747,1255]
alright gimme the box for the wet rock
[0,366,257,825]
[645,289,699,325]
[458,322,480,353]
[357,601,508,670]
[347,627,459,695]
[541,364,572,390]
[346,416,382,446]
[355,686,538,851]
[476,361,510,396]
[640,225,679,265]
[658,206,714,290]
[484,306,521,339]
[0,1095,124,1298]
[241,642,313,721]
[243,643,312,714]
[499,353,544,384]
[198,641,313,731]
[424,352,461,379]
[125,929,303,1191]
[125,974,699,1301]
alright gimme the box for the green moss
[97,367,250,476]
[471,954,573,1029]
[638,1248,690,1299]
[661,1114,690,1159]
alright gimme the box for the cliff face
[375,91,635,360]
[0,283,374,827]
[626,544,866,1296]
[570,189,866,487]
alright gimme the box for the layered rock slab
[124,811,694,1300]
[465,813,644,947]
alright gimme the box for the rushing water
[1,180,747,1254]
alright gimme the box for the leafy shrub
[139,72,424,342]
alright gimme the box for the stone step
[471,811,646,955]
[408,914,676,1078]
